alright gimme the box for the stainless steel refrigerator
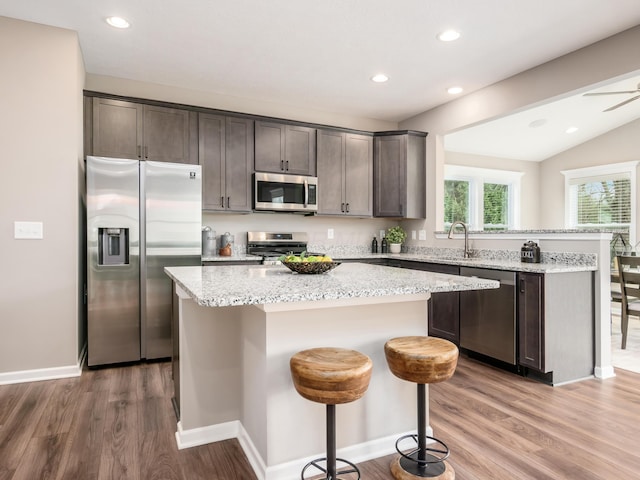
[86,156,202,366]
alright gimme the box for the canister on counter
[521,241,541,263]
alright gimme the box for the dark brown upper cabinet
[91,98,197,164]
[373,131,427,218]
[199,114,253,212]
[255,121,316,176]
[317,130,372,217]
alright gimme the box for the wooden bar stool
[384,336,459,480]
[290,347,373,479]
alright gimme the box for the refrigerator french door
[87,156,201,366]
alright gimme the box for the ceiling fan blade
[603,94,640,112]
[583,90,640,96]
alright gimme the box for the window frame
[444,165,523,231]
[562,161,638,245]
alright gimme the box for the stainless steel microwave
[254,172,318,213]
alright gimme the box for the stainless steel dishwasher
[459,267,517,365]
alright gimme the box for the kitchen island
[165,262,498,480]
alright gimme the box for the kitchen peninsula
[165,262,498,480]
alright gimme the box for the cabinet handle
[144,146,149,159]
[341,203,345,213]
[227,197,230,208]
[221,196,224,208]
[285,160,289,171]
[137,145,142,159]
[280,160,284,171]
[346,203,350,213]
[520,278,525,293]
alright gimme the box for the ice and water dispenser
[98,228,129,265]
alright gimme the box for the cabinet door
[92,98,142,159]
[344,133,372,216]
[143,105,194,164]
[199,113,225,211]
[374,135,406,217]
[224,117,254,212]
[285,125,316,175]
[255,121,285,173]
[518,273,544,371]
[317,130,346,215]
[429,292,460,344]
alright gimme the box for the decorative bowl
[282,261,341,274]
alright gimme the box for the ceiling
[1,1,640,160]
[445,72,640,161]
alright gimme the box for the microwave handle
[304,179,309,208]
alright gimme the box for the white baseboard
[175,420,241,450]
[0,359,83,385]
[594,365,616,379]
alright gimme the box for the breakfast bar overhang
[165,263,498,480]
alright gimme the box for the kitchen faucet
[447,221,471,258]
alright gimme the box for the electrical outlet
[418,230,426,241]
[411,230,417,240]
[327,228,334,239]
[14,221,43,239]
[380,229,385,239]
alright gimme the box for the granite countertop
[201,252,597,273]
[165,263,499,307]
[337,253,597,273]
[201,253,262,262]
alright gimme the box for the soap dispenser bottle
[381,236,388,253]
[371,236,378,253]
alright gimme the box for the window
[562,161,638,245]
[444,165,522,230]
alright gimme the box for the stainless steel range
[247,231,309,264]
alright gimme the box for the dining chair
[616,255,640,349]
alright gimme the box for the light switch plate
[327,228,334,239]
[15,221,44,239]
[418,230,427,241]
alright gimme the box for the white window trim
[444,165,524,230]
[561,161,638,245]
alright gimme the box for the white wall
[399,25,640,244]
[0,17,84,375]
[540,118,640,229]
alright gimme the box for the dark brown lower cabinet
[387,260,460,344]
[517,272,544,371]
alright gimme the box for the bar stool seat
[385,336,459,480]
[290,347,373,479]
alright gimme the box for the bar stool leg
[327,404,337,479]
[417,383,427,470]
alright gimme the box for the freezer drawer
[459,267,516,365]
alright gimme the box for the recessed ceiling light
[447,86,463,95]
[437,29,461,42]
[106,16,130,29]
[566,126,579,134]
[528,119,547,128]
[371,74,389,83]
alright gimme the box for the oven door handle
[303,179,309,208]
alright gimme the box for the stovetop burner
[247,231,309,264]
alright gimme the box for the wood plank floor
[1,355,638,479]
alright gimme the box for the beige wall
[0,17,84,374]
[85,74,397,133]
[444,151,541,229]
[399,25,640,244]
[539,118,640,230]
